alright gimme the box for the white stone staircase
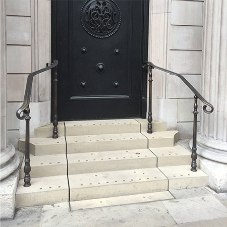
[16,119,208,208]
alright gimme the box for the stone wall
[6,0,51,148]
[150,0,204,139]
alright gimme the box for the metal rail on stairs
[142,61,214,172]
[16,60,58,187]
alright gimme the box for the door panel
[53,0,148,120]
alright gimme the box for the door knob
[96,63,105,73]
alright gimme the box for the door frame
[51,0,149,119]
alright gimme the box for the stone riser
[67,134,148,153]
[18,146,193,179]
[70,191,174,210]
[15,120,207,209]
[19,149,157,179]
[18,131,179,156]
[16,166,208,208]
[16,168,168,207]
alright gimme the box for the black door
[52,0,149,120]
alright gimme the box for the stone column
[0,0,20,219]
[197,0,227,193]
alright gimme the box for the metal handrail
[143,61,214,172]
[16,60,58,120]
[143,61,214,114]
[16,60,58,187]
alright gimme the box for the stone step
[151,145,191,167]
[19,133,148,156]
[142,131,179,148]
[18,131,179,156]
[34,122,65,138]
[19,149,157,179]
[16,168,168,207]
[159,165,208,190]
[135,119,166,132]
[66,133,148,153]
[34,119,167,138]
[65,119,141,136]
[18,136,66,156]
[69,191,173,210]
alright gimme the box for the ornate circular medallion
[81,0,121,39]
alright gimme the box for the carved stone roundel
[81,0,121,38]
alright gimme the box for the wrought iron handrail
[143,61,214,173]
[143,61,214,114]
[16,60,58,120]
[16,60,58,187]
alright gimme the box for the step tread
[66,133,148,153]
[66,119,141,136]
[159,165,208,190]
[16,168,167,195]
[159,165,208,179]
[66,133,147,142]
[28,149,156,166]
[69,168,166,188]
[151,145,190,157]
[34,122,65,137]
[34,120,167,138]
[35,122,64,129]
[21,149,157,178]
[19,136,66,145]
[151,145,191,167]
[142,131,179,139]
[68,149,156,163]
[66,119,139,126]
[142,131,179,148]
[16,166,208,207]
[135,119,167,132]
[17,175,68,194]
[70,191,174,210]
[21,133,147,145]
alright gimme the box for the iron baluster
[16,60,58,186]
[147,67,153,134]
[53,64,58,139]
[24,107,31,187]
[191,95,198,172]
[142,61,214,172]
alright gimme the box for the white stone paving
[2,187,227,227]
[163,196,227,224]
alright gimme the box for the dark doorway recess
[52,0,149,121]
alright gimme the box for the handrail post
[53,62,58,139]
[191,95,198,172]
[147,66,153,134]
[24,107,31,187]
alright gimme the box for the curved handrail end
[203,104,214,114]
[142,61,154,70]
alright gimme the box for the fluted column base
[0,144,20,181]
[190,135,227,193]
[0,144,20,219]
